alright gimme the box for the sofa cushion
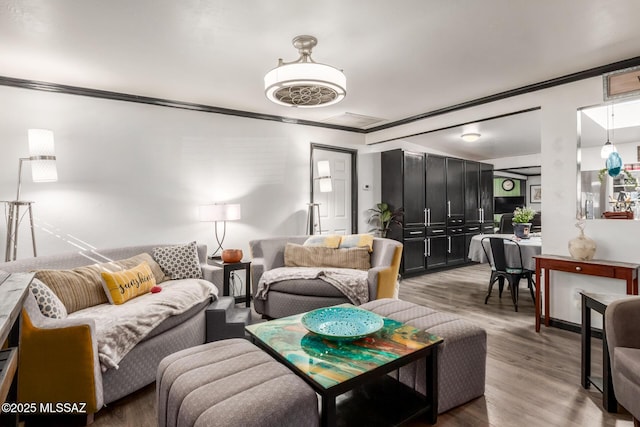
[339,233,374,252]
[115,252,168,284]
[302,235,341,248]
[35,265,109,313]
[101,262,156,305]
[29,278,68,319]
[269,278,347,298]
[284,243,371,270]
[153,242,203,280]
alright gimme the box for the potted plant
[367,202,403,238]
[512,206,536,239]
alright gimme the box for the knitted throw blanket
[257,267,369,305]
[68,278,217,372]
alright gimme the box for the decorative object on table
[512,206,536,239]
[199,203,241,259]
[367,202,403,238]
[301,306,384,341]
[4,129,58,262]
[264,35,346,108]
[221,248,243,263]
[568,220,596,261]
[603,211,634,219]
[530,185,542,203]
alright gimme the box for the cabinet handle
[468,227,479,231]
[423,208,427,226]
[424,239,428,257]
[427,208,431,226]
[409,231,422,235]
[447,201,451,218]
[480,208,484,223]
[427,238,431,257]
[576,266,582,271]
[432,229,445,234]
[448,236,451,253]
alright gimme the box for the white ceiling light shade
[461,133,481,142]
[264,35,346,108]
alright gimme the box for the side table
[208,258,251,307]
[581,291,628,412]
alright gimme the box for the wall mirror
[578,97,640,220]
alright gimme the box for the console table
[533,255,639,332]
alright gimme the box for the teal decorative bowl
[301,306,384,341]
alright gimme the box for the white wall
[0,85,364,259]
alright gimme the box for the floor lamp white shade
[28,129,58,182]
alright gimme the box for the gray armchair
[249,236,403,319]
[605,296,640,424]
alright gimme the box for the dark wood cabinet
[464,161,481,224]
[382,149,494,276]
[425,155,446,226]
[480,163,494,233]
[381,150,427,274]
[446,158,464,226]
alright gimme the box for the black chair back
[481,237,526,271]
[499,214,515,234]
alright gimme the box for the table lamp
[199,203,241,259]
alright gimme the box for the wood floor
[42,263,635,427]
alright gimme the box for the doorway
[310,144,357,235]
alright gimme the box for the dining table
[468,233,542,271]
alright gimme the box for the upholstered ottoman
[157,339,319,427]
[361,299,487,413]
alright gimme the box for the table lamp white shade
[27,129,57,182]
[199,204,241,222]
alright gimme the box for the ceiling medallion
[264,35,346,108]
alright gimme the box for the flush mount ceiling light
[264,35,346,108]
[461,133,481,142]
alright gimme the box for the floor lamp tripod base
[3,200,37,262]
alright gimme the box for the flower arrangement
[513,206,536,224]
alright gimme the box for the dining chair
[480,236,536,312]
[498,213,515,234]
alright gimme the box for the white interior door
[312,149,352,235]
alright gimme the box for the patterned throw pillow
[303,235,342,248]
[153,241,203,280]
[339,234,375,252]
[29,278,68,319]
[101,262,156,305]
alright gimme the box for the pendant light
[600,104,618,159]
[264,35,346,108]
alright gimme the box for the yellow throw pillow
[303,235,342,249]
[339,234,375,252]
[101,262,156,305]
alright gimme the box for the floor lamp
[4,129,58,262]
[307,160,332,235]
[199,203,241,259]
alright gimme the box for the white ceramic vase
[568,221,596,261]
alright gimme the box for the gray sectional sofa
[0,243,222,419]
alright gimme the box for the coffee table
[245,305,443,426]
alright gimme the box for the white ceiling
[2,1,640,156]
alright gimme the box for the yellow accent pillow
[101,262,156,305]
[303,235,342,248]
[339,234,375,252]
